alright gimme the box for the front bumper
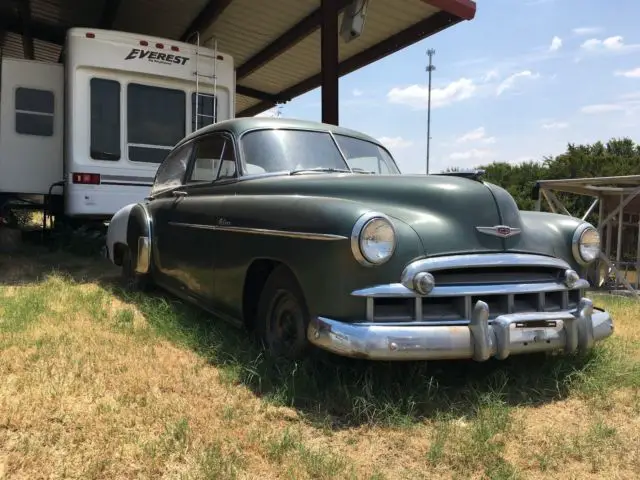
[307,298,614,361]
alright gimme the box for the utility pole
[425,48,436,175]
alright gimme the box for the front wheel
[256,266,311,359]
[121,247,151,292]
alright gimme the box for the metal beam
[321,0,339,125]
[180,0,234,42]
[16,0,34,59]
[99,0,122,29]
[0,13,66,45]
[58,0,121,63]
[238,11,463,117]
[421,0,477,20]
[236,0,351,80]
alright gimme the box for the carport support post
[321,0,339,125]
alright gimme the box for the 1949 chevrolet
[106,117,614,361]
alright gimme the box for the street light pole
[426,48,436,175]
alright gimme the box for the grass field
[1,247,639,479]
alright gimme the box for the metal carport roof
[0,0,476,117]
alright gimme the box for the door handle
[172,190,188,197]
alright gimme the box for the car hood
[241,173,548,256]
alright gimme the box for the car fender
[106,203,137,265]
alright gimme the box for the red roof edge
[421,0,477,21]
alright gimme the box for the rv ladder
[192,32,218,131]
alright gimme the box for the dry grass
[1,248,639,479]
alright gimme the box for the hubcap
[269,290,303,352]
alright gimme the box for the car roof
[176,117,384,148]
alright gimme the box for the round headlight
[572,223,600,265]
[351,213,396,266]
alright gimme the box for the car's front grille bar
[352,253,587,324]
[361,287,585,324]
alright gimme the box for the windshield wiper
[289,167,351,175]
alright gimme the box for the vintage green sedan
[105,117,614,361]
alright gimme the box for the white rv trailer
[0,27,235,229]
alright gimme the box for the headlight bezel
[572,222,601,266]
[351,212,397,267]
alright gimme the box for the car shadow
[1,244,603,429]
[106,279,602,429]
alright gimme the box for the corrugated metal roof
[2,32,61,63]
[1,0,476,116]
[113,0,211,39]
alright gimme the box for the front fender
[106,203,137,264]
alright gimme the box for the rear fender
[106,203,152,274]
[106,203,136,264]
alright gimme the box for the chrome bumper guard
[307,298,614,361]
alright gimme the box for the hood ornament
[476,225,521,238]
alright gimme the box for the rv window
[90,78,121,161]
[191,92,217,131]
[151,143,193,195]
[15,88,54,136]
[127,83,186,163]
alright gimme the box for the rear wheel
[256,266,311,359]
[121,247,151,292]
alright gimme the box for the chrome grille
[353,253,586,325]
[369,288,583,324]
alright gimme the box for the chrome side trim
[307,298,614,361]
[168,221,347,241]
[351,279,589,298]
[401,253,571,288]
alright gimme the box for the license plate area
[509,318,564,344]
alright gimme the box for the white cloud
[377,136,413,149]
[573,27,602,36]
[456,127,496,144]
[542,121,569,130]
[549,36,562,51]
[615,67,640,78]
[496,70,539,96]
[387,78,476,110]
[352,88,364,97]
[580,104,626,114]
[580,92,640,116]
[449,149,494,161]
[482,70,499,82]
[580,36,640,54]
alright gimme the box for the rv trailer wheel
[121,247,150,292]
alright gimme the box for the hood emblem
[476,225,521,238]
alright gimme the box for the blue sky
[257,0,640,174]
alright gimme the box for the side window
[150,143,193,195]
[90,78,121,161]
[191,92,217,131]
[127,83,186,164]
[15,87,55,136]
[188,134,237,183]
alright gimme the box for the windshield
[333,134,400,174]
[239,128,399,175]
